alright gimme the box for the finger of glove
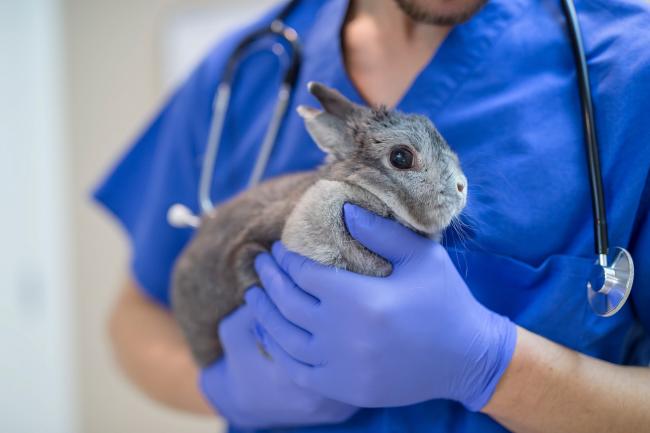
[255,253,319,329]
[343,203,426,264]
[200,361,242,420]
[255,322,316,390]
[245,287,320,366]
[218,304,257,354]
[271,242,365,301]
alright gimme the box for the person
[94,0,650,432]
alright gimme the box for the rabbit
[171,82,468,367]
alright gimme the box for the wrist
[481,326,553,417]
[462,313,518,411]
[481,325,560,417]
[199,362,230,416]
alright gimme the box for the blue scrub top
[94,0,650,431]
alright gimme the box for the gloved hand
[246,203,517,411]
[200,300,358,429]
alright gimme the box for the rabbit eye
[389,147,414,170]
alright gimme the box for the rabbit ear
[307,81,358,119]
[297,105,355,158]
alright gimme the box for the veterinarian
[95,0,650,432]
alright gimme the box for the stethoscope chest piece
[587,247,634,317]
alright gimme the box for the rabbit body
[172,82,467,367]
[172,169,391,366]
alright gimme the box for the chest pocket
[448,247,635,363]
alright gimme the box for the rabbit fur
[171,82,467,366]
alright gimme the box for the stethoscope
[168,0,634,317]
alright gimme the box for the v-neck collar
[300,0,531,115]
[299,0,357,100]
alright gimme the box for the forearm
[483,326,650,433]
[109,278,213,416]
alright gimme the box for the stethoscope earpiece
[587,247,635,317]
[167,203,201,229]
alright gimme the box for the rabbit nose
[456,182,465,193]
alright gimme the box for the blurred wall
[0,1,76,432]
[64,0,274,432]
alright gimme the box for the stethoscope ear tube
[199,83,231,215]
[168,1,303,227]
[248,83,292,187]
[197,7,302,214]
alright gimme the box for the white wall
[64,1,275,432]
[161,2,277,90]
[0,1,77,432]
[0,1,279,430]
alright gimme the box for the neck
[349,0,450,44]
[342,0,452,107]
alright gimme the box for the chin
[398,214,451,238]
[428,217,454,237]
[393,0,488,25]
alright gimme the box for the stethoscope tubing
[199,82,231,214]
[198,0,302,214]
[561,0,609,265]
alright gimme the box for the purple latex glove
[200,301,358,429]
[246,203,517,411]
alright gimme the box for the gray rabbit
[171,82,468,367]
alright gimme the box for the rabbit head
[298,81,467,236]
